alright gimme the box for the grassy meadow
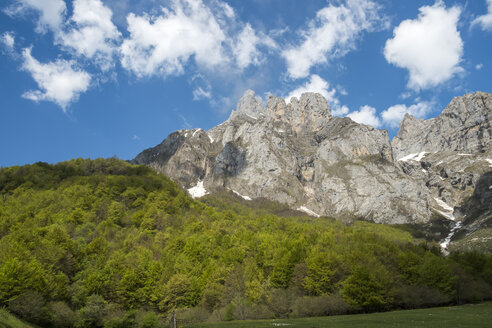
[185,302,492,328]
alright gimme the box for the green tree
[75,294,107,328]
[341,266,392,311]
[158,274,197,312]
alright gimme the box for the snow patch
[434,198,454,213]
[435,209,455,221]
[486,159,492,167]
[189,128,214,143]
[440,221,462,255]
[433,197,456,222]
[297,206,320,218]
[457,153,473,156]
[232,190,252,201]
[398,152,427,162]
[421,169,427,173]
[188,181,208,199]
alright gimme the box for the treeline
[0,158,491,327]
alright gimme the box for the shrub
[75,294,107,328]
[290,296,330,318]
[174,306,210,324]
[290,294,352,318]
[268,288,302,318]
[394,285,451,309]
[8,290,49,325]
[48,301,76,327]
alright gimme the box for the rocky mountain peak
[392,91,492,159]
[230,89,265,120]
[134,90,492,240]
[441,91,491,119]
[230,89,331,133]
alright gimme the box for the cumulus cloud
[233,23,276,69]
[282,0,385,79]
[286,74,335,102]
[120,0,228,78]
[5,0,66,33]
[0,32,15,50]
[347,105,381,127]
[21,47,91,110]
[58,0,121,70]
[384,1,463,90]
[120,0,273,78]
[472,0,492,31]
[381,101,432,128]
[7,0,120,70]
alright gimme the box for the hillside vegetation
[0,159,491,327]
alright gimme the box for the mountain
[392,92,492,251]
[133,91,492,249]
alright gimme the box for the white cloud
[58,0,121,70]
[120,0,228,78]
[282,0,384,79]
[0,32,15,50]
[476,63,484,70]
[384,1,463,90]
[192,87,211,100]
[381,101,432,128]
[6,0,120,70]
[330,105,350,116]
[286,74,335,102]
[233,23,276,69]
[347,105,381,127]
[233,24,261,69]
[336,85,348,96]
[120,0,272,77]
[5,0,66,33]
[472,0,492,31]
[399,92,412,100]
[21,47,91,110]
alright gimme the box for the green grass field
[2,303,491,328]
[185,302,492,328]
[0,308,34,328]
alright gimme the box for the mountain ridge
[133,90,492,249]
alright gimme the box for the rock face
[390,92,492,249]
[133,90,492,233]
[392,92,492,159]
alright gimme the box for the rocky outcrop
[392,91,492,159]
[133,90,491,233]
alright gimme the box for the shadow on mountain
[456,171,492,229]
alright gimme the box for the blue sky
[0,0,491,167]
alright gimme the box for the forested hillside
[0,159,491,327]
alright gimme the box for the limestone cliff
[134,90,492,250]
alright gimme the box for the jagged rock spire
[230,89,332,133]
